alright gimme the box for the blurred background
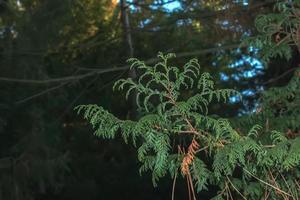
[0,0,298,199]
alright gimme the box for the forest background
[0,0,299,199]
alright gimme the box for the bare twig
[226,176,247,200]
[263,67,299,85]
[15,82,70,104]
[57,71,126,121]
[243,168,292,197]
[0,43,242,84]
[171,170,178,200]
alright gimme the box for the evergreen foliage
[76,51,300,199]
[76,52,243,187]
[1,0,299,199]
[245,0,300,62]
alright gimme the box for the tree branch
[263,67,299,85]
[0,43,243,84]
[15,82,70,104]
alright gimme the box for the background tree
[0,0,298,199]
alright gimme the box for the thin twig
[0,43,243,84]
[279,171,296,200]
[226,176,247,200]
[243,168,292,197]
[187,175,191,200]
[268,170,288,199]
[15,82,70,104]
[57,71,126,121]
[171,170,178,200]
[263,67,299,85]
[187,171,196,200]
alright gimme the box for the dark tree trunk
[120,0,138,119]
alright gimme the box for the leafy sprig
[76,52,300,199]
